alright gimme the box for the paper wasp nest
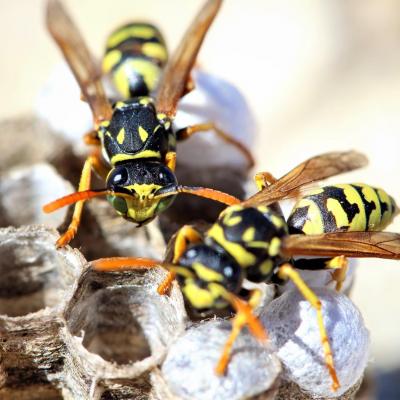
[0,99,369,398]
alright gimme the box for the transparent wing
[282,231,400,260]
[155,0,223,118]
[46,0,112,125]
[242,151,368,207]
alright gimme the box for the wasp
[43,0,253,248]
[91,150,400,392]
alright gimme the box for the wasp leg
[254,171,278,190]
[165,151,177,172]
[216,290,267,375]
[176,123,255,169]
[56,152,106,248]
[325,256,348,292]
[278,263,340,391]
[83,129,101,146]
[158,225,203,295]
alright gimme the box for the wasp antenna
[43,189,109,213]
[155,185,240,206]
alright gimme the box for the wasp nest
[0,103,370,397]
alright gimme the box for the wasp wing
[46,0,112,125]
[242,151,368,207]
[281,231,400,260]
[155,0,223,118]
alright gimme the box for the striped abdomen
[288,183,397,235]
[102,23,168,98]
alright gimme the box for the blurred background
[1,0,400,398]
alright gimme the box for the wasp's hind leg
[176,123,255,169]
[277,263,340,391]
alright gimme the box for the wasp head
[106,160,178,225]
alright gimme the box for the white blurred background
[1,1,400,397]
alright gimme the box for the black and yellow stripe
[288,183,397,235]
[206,205,288,282]
[102,22,168,98]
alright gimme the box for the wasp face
[176,244,243,312]
[106,160,177,224]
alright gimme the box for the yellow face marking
[102,49,122,73]
[157,113,167,120]
[207,224,256,268]
[142,42,168,62]
[110,150,161,165]
[164,121,171,130]
[259,259,273,275]
[242,227,256,242]
[120,183,163,222]
[268,237,281,257]
[107,25,160,48]
[337,184,366,231]
[138,126,149,142]
[192,262,223,283]
[326,198,349,229]
[116,127,125,145]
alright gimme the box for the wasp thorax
[177,244,243,311]
[106,160,177,224]
[206,205,288,283]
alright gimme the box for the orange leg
[278,263,340,391]
[91,256,174,295]
[176,122,255,169]
[56,152,106,248]
[83,129,101,146]
[157,225,203,295]
[215,291,267,375]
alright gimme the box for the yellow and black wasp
[91,150,400,392]
[43,0,253,247]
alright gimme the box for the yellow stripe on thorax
[116,128,125,145]
[207,224,256,268]
[110,150,161,165]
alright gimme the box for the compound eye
[108,167,128,187]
